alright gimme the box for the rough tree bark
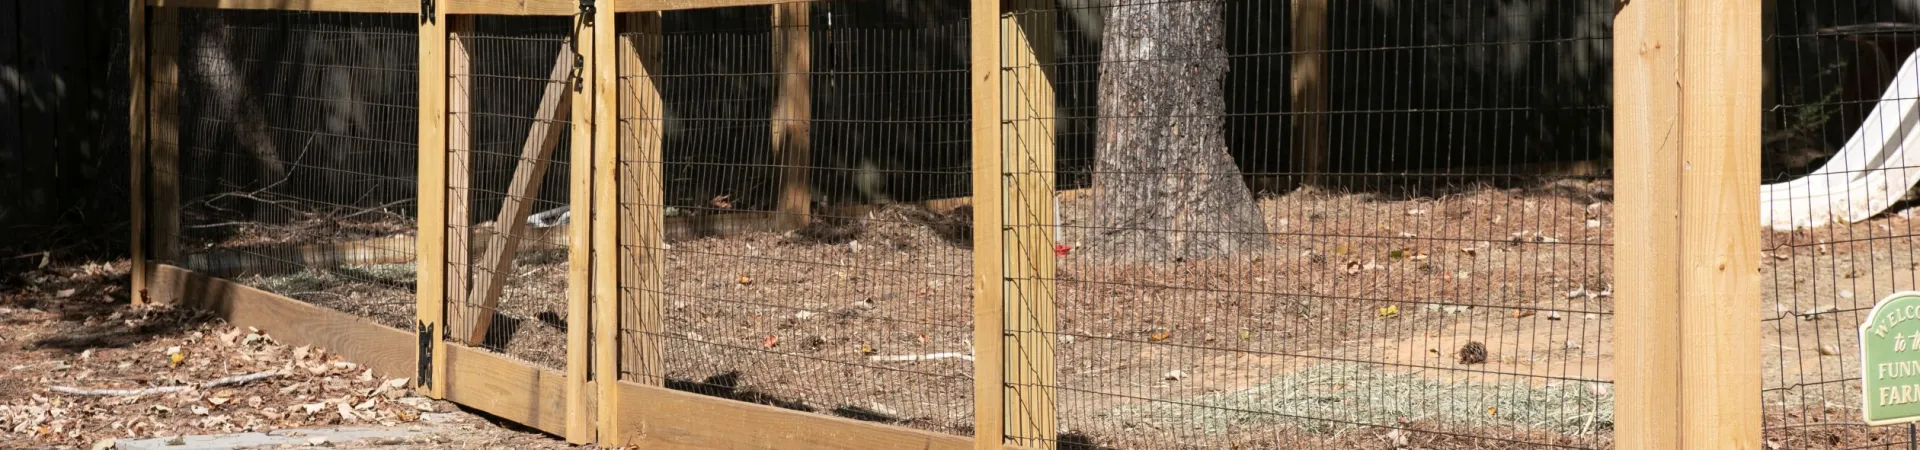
[191,14,286,215]
[1089,0,1269,263]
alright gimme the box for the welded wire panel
[444,16,578,370]
[1762,3,1920,447]
[615,3,975,436]
[1019,1,1613,448]
[168,9,420,329]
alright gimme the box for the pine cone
[1458,341,1487,365]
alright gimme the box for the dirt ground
[156,177,1920,449]
[0,259,572,450]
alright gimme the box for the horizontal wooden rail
[148,0,831,14]
[608,380,972,449]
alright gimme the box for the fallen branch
[51,370,281,397]
[865,352,974,362]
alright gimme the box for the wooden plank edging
[609,380,974,449]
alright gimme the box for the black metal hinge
[580,0,597,25]
[416,320,435,388]
[420,0,435,24]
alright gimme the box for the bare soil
[163,177,1920,449]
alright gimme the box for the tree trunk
[191,14,286,217]
[1089,0,1269,263]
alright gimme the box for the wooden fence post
[968,1,1005,448]
[568,6,605,445]
[972,1,1057,448]
[444,14,475,398]
[772,4,812,230]
[151,7,180,280]
[134,5,182,306]
[1288,0,1326,187]
[1614,0,1762,448]
[603,11,666,445]
[415,5,451,400]
[129,0,149,304]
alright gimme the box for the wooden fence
[127,0,1762,448]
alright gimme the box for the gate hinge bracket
[580,0,597,25]
[415,320,435,389]
[420,0,435,24]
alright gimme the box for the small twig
[330,199,413,222]
[185,221,257,229]
[51,370,280,397]
[866,352,974,362]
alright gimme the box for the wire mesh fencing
[614,2,978,436]
[165,9,421,330]
[1761,3,1920,448]
[1005,1,1615,448]
[443,16,580,369]
[127,1,1915,447]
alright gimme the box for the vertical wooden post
[129,0,149,304]
[1614,0,1761,448]
[446,15,474,368]
[974,1,1056,449]
[968,1,1006,448]
[568,7,603,445]
[415,6,451,399]
[138,5,179,305]
[1288,0,1327,187]
[771,4,812,230]
[148,6,181,304]
[605,12,665,445]
[1003,2,1055,448]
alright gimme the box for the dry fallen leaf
[1818,345,1841,356]
[1377,305,1400,318]
[1148,330,1172,342]
[1512,310,1536,319]
[762,335,779,348]
[737,275,754,286]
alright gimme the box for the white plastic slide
[1761,50,1920,231]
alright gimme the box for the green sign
[1861,291,1920,425]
